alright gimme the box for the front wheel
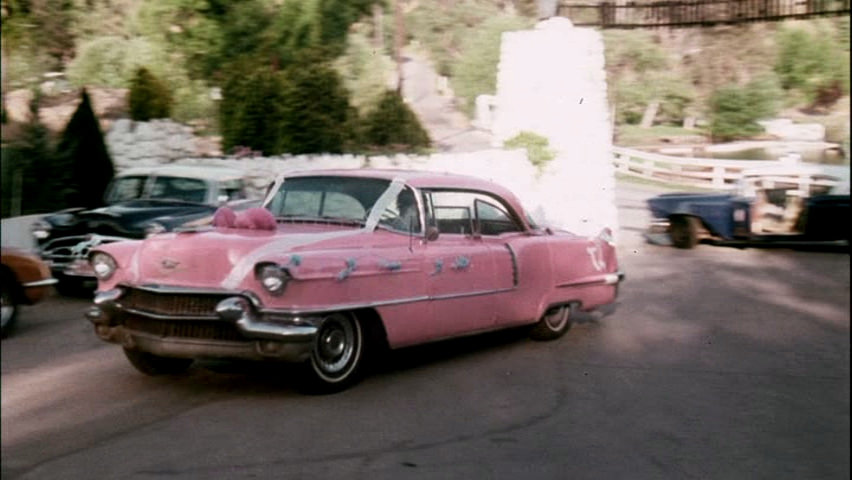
[670,216,699,249]
[303,312,366,393]
[123,348,193,375]
[1,275,19,338]
[530,304,573,341]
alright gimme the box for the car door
[421,191,516,338]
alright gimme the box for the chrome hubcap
[321,330,346,358]
[313,314,359,376]
[545,306,569,331]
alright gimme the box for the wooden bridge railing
[557,0,850,28]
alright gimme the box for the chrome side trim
[258,287,516,316]
[556,271,625,289]
[504,243,519,287]
[21,278,58,288]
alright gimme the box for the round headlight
[254,263,290,296]
[31,220,52,240]
[90,252,118,280]
[145,222,167,237]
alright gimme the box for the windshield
[104,175,147,203]
[265,176,391,224]
[104,175,210,204]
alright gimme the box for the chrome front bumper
[86,288,319,362]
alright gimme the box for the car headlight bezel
[90,252,118,281]
[254,263,290,296]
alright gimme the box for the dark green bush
[708,77,781,142]
[219,64,287,155]
[129,67,172,121]
[775,23,849,105]
[220,53,354,155]
[278,54,354,154]
[362,90,430,150]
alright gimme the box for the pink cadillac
[86,169,623,392]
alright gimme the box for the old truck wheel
[1,274,19,338]
[304,312,365,393]
[670,216,699,249]
[530,304,573,341]
[123,348,193,375]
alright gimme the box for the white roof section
[117,164,245,182]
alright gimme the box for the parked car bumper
[85,287,318,362]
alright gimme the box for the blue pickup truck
[646,165,850,249]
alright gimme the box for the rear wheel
[530,304,573,341]
[670,216,699,249]
[303,312,366,393]
[123,348,193,375]
[1,274,19,338]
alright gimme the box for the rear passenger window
[427,190,521,236]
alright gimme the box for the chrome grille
[124,315,244,341]
[121,288,229,318]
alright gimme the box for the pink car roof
[282,169,530,225]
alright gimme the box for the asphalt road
[2,182,849,480]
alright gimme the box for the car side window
[475,199,521,235]
[378,188,422,233]
[427,190,521,236]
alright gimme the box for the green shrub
[334,30,396,116]
[504,131,555,169]
[278,54,354,154]
[219,65,287,155]
[128,67,172,121]
[362,90,431,150]
[708,76,781,142]
[775,22,850,104]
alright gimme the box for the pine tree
[128,67,172,121]
[55,89,115,208]
[363,90,431,149]
[278,54,352,154]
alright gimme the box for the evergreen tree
[219,64,287,155]
[55,89,115,208]
[129,67,172,121]
[363,90,431,150]
[278,54,353,154]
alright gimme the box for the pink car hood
[111,226,366,290]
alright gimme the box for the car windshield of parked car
[104,175,148,203]
[147,176,209,203]
[266,176,391,225]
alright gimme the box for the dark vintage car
[647,165,850,249]
[85,169,624,392]
[32,164,258,292]
[1,247,57,337]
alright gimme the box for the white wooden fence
[612,146,785,190]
